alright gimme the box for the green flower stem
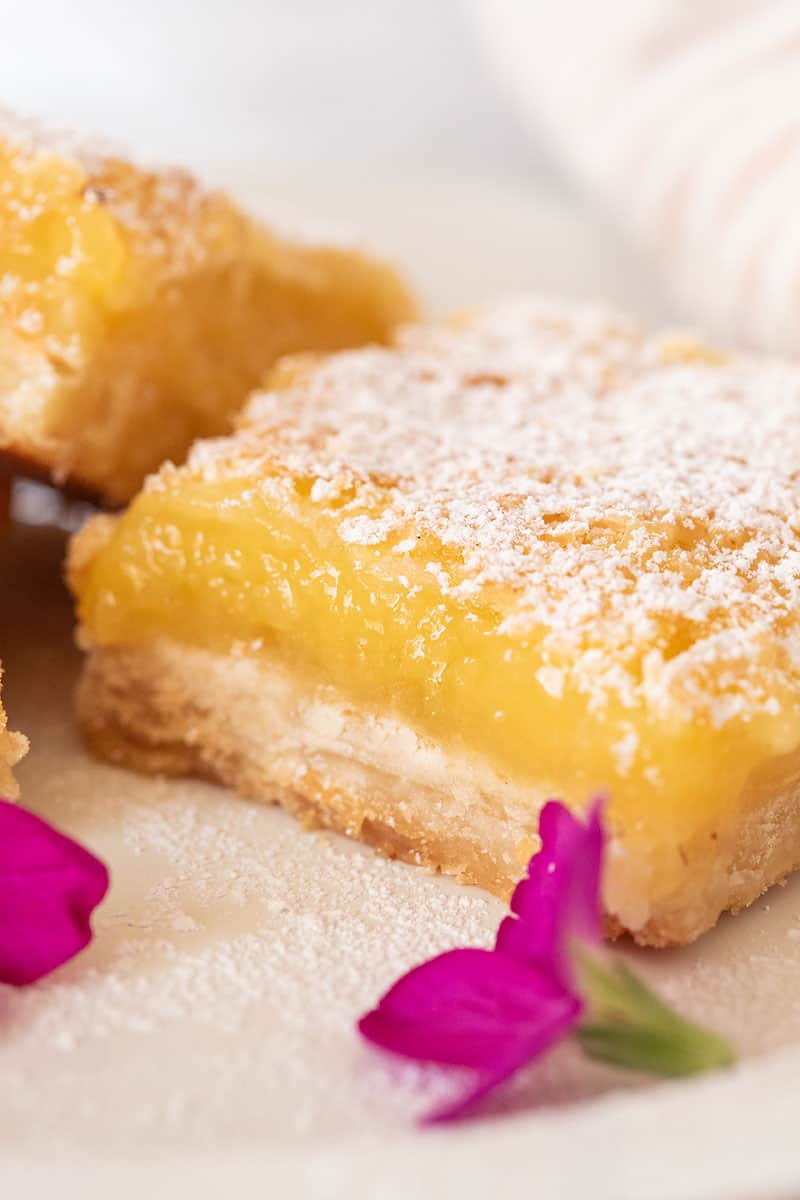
[575,951,737,1077]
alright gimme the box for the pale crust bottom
[75,639,800,947]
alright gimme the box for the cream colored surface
[2,176,799,1200]
[7,519,800,1199]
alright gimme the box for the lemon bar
[0,662,27,799]
[68,298,800,946]
[0,483,27,795]
[0,110,416,504]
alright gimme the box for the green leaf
[575,952,736,1077]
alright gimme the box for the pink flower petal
[423,1062,527,1125]
[0,800,109,986]
[357,799,607,1121]
[422,1003,579,1124]
[495,797,604,987]
[359,947,580,1120]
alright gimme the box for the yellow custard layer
[0,138,126,357]
[0,119,416,502]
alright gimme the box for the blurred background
[0,0,545,179]
[3,0,799,351]
[0,0,667,320]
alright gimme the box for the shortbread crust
[75,638,800,946]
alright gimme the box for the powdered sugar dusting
[0,106,362,254]
[185,297,800,724]
[0,105,114,171]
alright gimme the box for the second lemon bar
[0,110,416,504]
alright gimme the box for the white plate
[2,172,798,1200]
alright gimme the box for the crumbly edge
[0,325,74,492]
[0,662,28,800]
[0,320,140,503]
[73,637,800,947]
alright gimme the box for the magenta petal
[0,800,109,986]
[424,1028,564,1126]
[496,797,604,986]
[423,1062,529,1125]
[423,979,581,1123]
[359,947,579,1073]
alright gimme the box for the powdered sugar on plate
[4,522,800,1163]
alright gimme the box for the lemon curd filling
[0,112,416,503]
[75,477,798,847]
[71,300,800,926]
